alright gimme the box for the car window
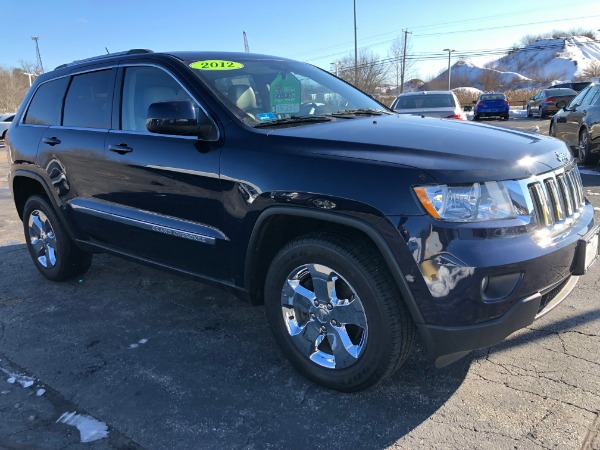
[567,87,592,109]
[121,66,197,132]
[3,115,15,122]
[586,87,600,106]
[580,86,600,107]
[394,94,454,109]
[189,57,383,125]
[23,77,69,125]
[546,88,577,97]
[480,94,504,101]
[63,70,113,129]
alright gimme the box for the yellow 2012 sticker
[189,60,244,70]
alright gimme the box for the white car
[0,113,16,140]
[390,91,465,120]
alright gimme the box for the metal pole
[354,0,358,85]
[443,48,454,90]
[32,36,44,73]
[400,30,411,94]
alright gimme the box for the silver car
[0,113,16,141]
[390,90,465,120]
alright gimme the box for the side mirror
[146,100,216,139]
[555,100,567,110]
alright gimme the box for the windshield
[187,57,386,126]
[392,94,455,110]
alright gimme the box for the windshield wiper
[253,115,332,128]
[329,108,393,117]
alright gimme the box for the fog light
[481,272,523,302]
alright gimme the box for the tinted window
[568,87,591,108]
[63,70,113,129]
[546,88,577,97]
[480,94,505,101]
[24,77,69,125]
[121,66,196,132]
[394,94,455,109]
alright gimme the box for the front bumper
[418,274,578,367]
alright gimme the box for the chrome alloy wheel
[579,132,589,161]
[280,263,368,369]
[28,210,58,268]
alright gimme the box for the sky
[3,0,600,82]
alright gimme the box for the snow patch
[2,369,35,388]
[129,338,149,349]
[57,412,108,443]
[36,388,46,397]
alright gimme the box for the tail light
[545,97,556,103]
[447,114,464,120]
[477,102,483,107]
[504,100,509,105]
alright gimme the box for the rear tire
[539,107,546,118]
[473,115,480,121]
[23,195,92,281]
[526,106,532,118]
[264,232,415,392]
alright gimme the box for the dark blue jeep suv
[6,50,599,392]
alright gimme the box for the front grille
[527,166,584,235]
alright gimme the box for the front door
[104,65,226,279]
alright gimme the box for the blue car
[474,93,510,121]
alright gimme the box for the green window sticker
[189,60,244,70]
[270,73,301,115]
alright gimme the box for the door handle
[108,144,133,155]
[42,137,61,146]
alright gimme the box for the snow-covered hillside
[427,36,600,91]
[490,36,600,81]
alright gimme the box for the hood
[266,114,572,184]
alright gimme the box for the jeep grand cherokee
[6,50,599,392]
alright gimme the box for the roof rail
[55,49,153,70]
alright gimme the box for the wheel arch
[11,170,58,220]
[244,206,424,324]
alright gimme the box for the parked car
[549,83,600,164]
[390,90,465,119]
[0,113,15,140]
[549,81,594,93]
[527,88,578,118]
[473,93,510,121]
[6,50,599,392]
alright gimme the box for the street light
[443,48,455,90]
[23,72,35,87]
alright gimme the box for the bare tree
[389,34,416,94]
[580,60,600,79]
[338,50,390,94]
[0,63,33,113]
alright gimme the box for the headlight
[414,181,517,222]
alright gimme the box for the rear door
[103,64,226,279]
[37,68,116,243]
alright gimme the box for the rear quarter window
[24,77,69,125]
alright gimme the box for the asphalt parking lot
[1,119,599,449]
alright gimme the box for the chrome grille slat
[526,166,585,237]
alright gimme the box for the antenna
[243,31,250,53]
[31,36,44,73]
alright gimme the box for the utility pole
[31,36,44,73]
[443,48,455,90]
[353,0,358,85]
[243,31,250,53]
[330,61,341,77]
[400,29,411,94]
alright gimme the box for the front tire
[578,129,599,165]
[527,106,532,118]
[264,233,415,392]
[23,195,92,281]
[539,107,546,118]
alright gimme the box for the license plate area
[573,226,599,275]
